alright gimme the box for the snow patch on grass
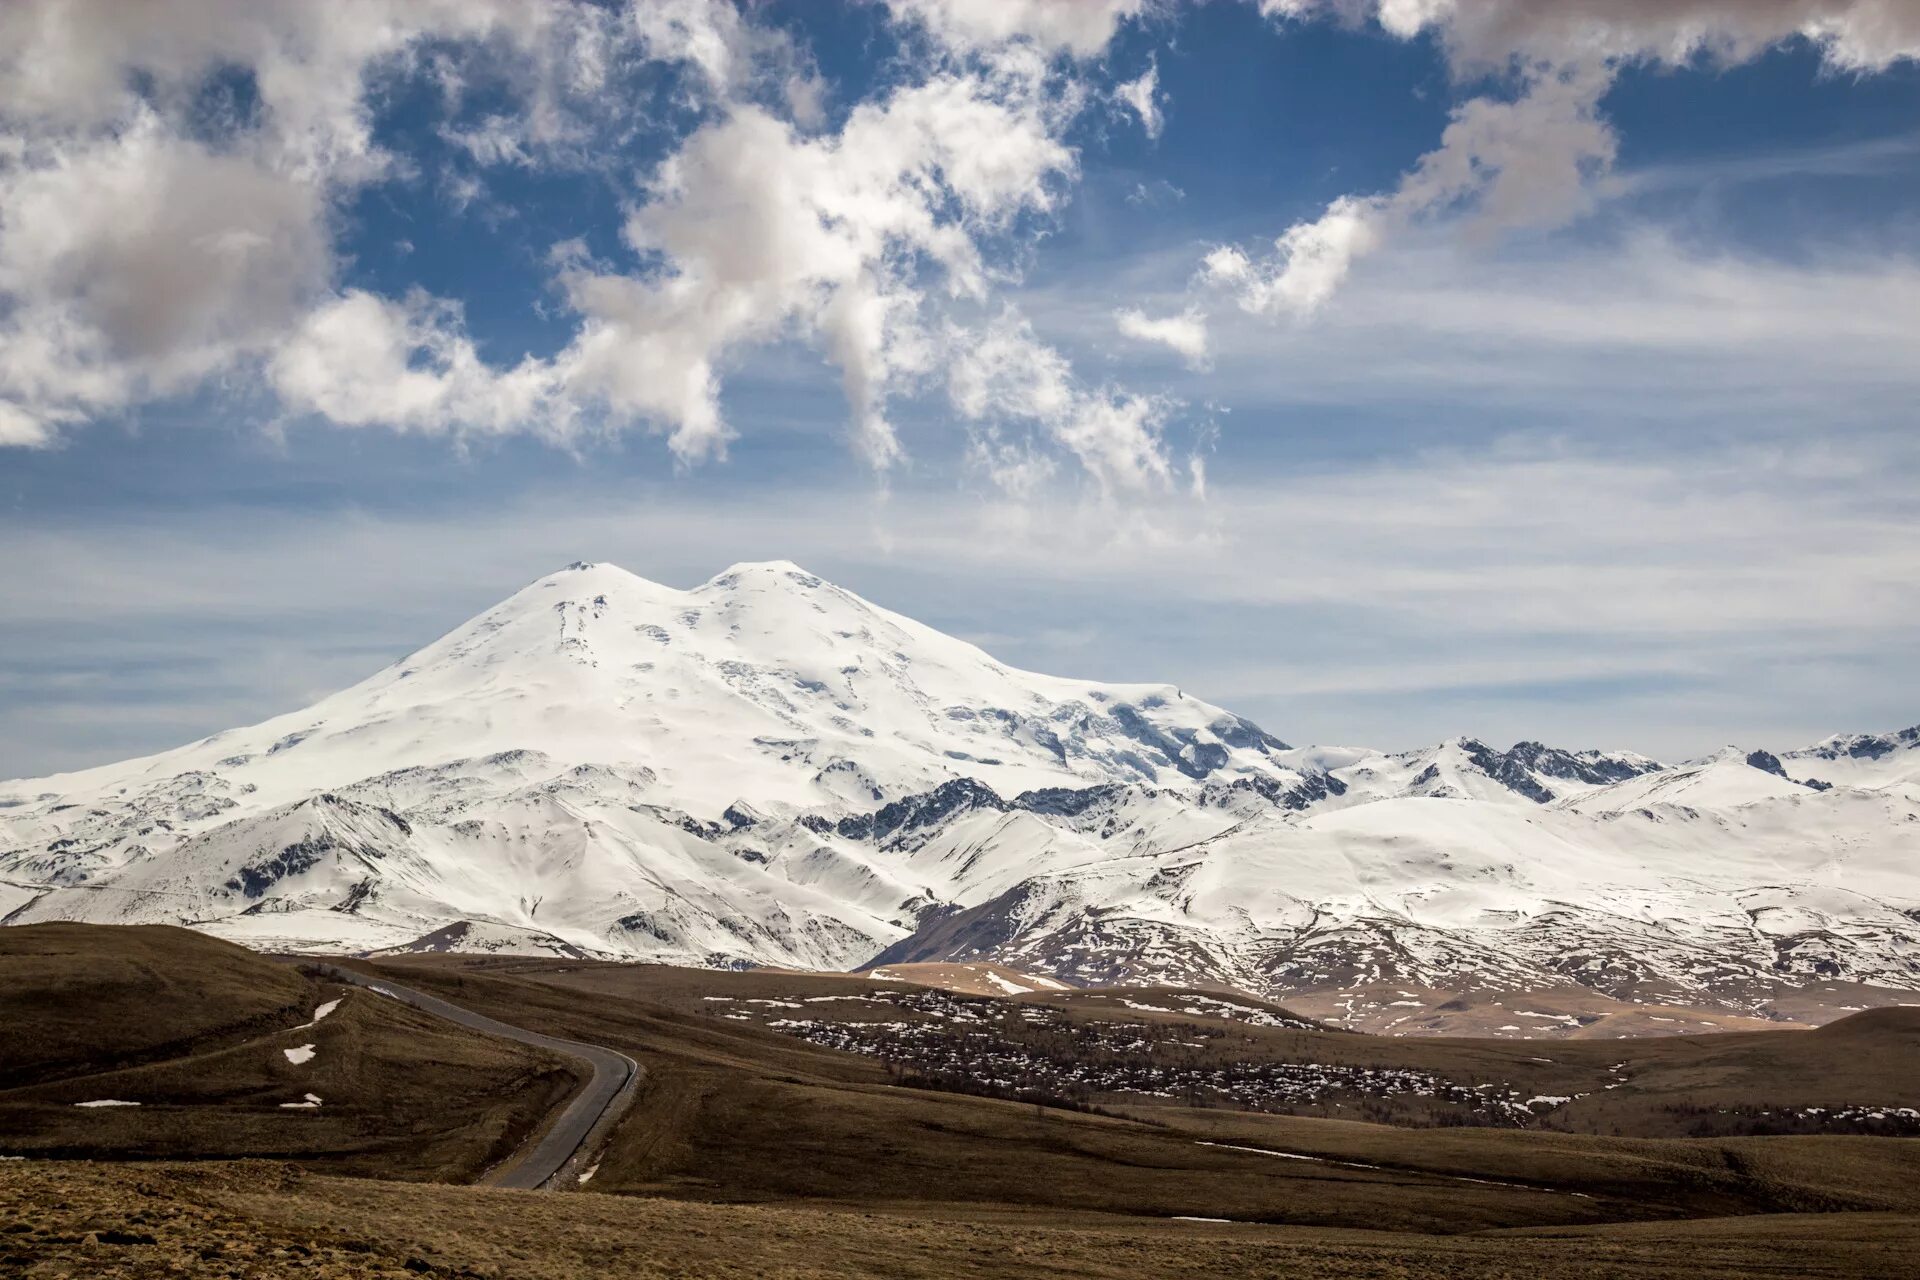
[1196,1140,1322,1162]
[294,998,342,1030]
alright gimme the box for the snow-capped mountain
[1786,727,1920,790]
[0,561,1310,964]
[3,561,1917,1032]
[1280,737,1665,809]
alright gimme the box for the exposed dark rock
[1800,726,1920,762]
[836,778,1006,844]
[1207,715,1292,753]
[1199,770,1346,811]
[1107,704,1248,780]
[1438,739,1664,805]
[224,837,332,898]
[1507,740,1661,785]
[1011,783,1129,817]
[863,882,1036,967]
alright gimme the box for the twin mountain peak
[3,561,1916,1028]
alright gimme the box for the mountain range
[4,560,1916,1034]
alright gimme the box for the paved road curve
[310,965,639,1190]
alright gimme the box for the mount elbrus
[3,561,1916,1033]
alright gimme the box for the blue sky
[2,0,1918,776]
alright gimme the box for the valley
[3,923,1919,1277]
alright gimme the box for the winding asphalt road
[310,965,639,1190]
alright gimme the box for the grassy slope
[6,1159,1920,1279]
[0,922,313,1087]
[382,957,1920,1136]
[0,925,581,1181]
[352,956,1920,1232]
[5,934,1919,1278]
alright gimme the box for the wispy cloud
[1115,304,1210,369]
[1222,1,1920,317]
[5,422,1914,774]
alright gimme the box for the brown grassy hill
[6,1158,1920,1280]
[1280,978,1920,1038]
[0,925,580,1180]
[473,957,1917,1137]
[859,959,1077,996]
[0,922,312,1087]
[4,933,1919,1277]
[338,954,1920,1231]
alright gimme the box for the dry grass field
[5,1159,1920,1279]
[0,923,314,1087]
[3,927,1917,1277]
[0,925,580,1180]
[1271,977,1920,1039]
[381,954,1920,1138]
[332,954,1920,1226]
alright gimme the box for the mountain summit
[3,562,1918,1031]
[30,560,1294,822]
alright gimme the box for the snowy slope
[1785,727,1920,791]
[0,561,1307,962]
[7,561,1296,819]
[1560,748,1822,815]
[3,560,1917,1026]
[1288,737,1666,809]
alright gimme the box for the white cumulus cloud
[950,311,1176,496]
[269,291,571,440]
[556,57,1077,466]
[1203,194,1384,317]
[0,110,331,438]
[0,0,1177,496]
[885,0,1156,57]
[0,0,630,443]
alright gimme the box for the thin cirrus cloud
[2,0,1919,773]
[1162,227,1920,438]
[3,424,1914,774]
